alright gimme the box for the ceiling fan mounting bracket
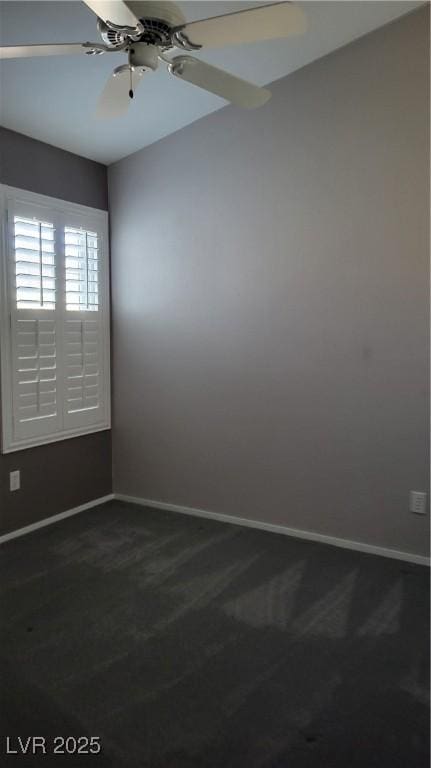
[82,41,116,54]
[104,19,144,38]
[170,29,201,52]
[167,57,185,77]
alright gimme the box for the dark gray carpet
[0,500,429,767]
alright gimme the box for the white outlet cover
[409,491,427,515]
[9,470,20,492]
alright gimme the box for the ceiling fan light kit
[128,43,159,70]
[0,1,307,118]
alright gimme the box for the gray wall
[109,7,430,557]
[0,128,112,535]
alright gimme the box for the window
[0,186,110,452]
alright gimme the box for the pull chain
[129,66,134,100]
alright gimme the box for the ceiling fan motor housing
[128,2,186,30]
[97,2,186,49]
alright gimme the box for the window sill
[1,422,111,454]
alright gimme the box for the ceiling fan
[0,1,307,118]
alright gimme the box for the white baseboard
[115,493,430,567]
[0,494,115,545]
[2,490,428,567]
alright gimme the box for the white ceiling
[0,1,423,164]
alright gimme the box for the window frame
[0,184,111,453]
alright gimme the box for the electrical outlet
[409,491,427,515]
[9,470,20,492]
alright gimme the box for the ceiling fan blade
[82,1,141,31]
[0,43,98,59]
[172,2,306,50]
[168,57,271,109]
[96,67,144,119]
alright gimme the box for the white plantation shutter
[11,314,61,442]
[63,311,107,428]
[7,200,63,444]
[65,227,99,311]
[62,211,109,432]
[1,186,110,453]
[63,227,106,426]
[14,217,56,309]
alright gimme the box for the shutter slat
[10,216,60,439]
